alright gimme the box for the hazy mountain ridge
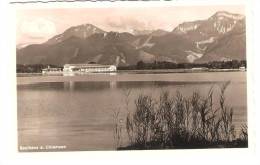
[17,11,246,66]
[132,29,169,37]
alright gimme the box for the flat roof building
[63,64,117,73]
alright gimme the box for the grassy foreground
[114,82,248,150]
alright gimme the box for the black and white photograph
[15,4,248,152]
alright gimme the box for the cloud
[20,18,56,38]
[106,17,150,31]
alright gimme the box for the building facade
[63,64,117,73]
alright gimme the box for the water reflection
[64,81,75,91]
[63,81,118,91]
[110,81,117,89]
[18,81,226,92]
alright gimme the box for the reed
[112,108,122,149]
[117,82,248,150]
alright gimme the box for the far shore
[16,70,246,85]
[17,68,246,76]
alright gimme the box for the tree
[136,60,145,69]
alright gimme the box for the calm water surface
[17,72,247,151]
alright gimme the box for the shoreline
[17,68,246,76]
[16,71,246,85]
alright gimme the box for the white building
[42,66,62,74]
[63,63,117,73]
[239,66,246,71]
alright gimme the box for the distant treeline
[16,60,246,73]
[118,60,247,70]
[17,64,62,73]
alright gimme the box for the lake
[17,71,247,151]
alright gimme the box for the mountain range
[17,11,246,66]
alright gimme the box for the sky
[16,5,244,45]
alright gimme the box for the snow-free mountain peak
[210,11,245,20]
[173,11,245,35]
[45,23,106,45]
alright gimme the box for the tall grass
[112,108,123,149]
[117,82,248,149]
